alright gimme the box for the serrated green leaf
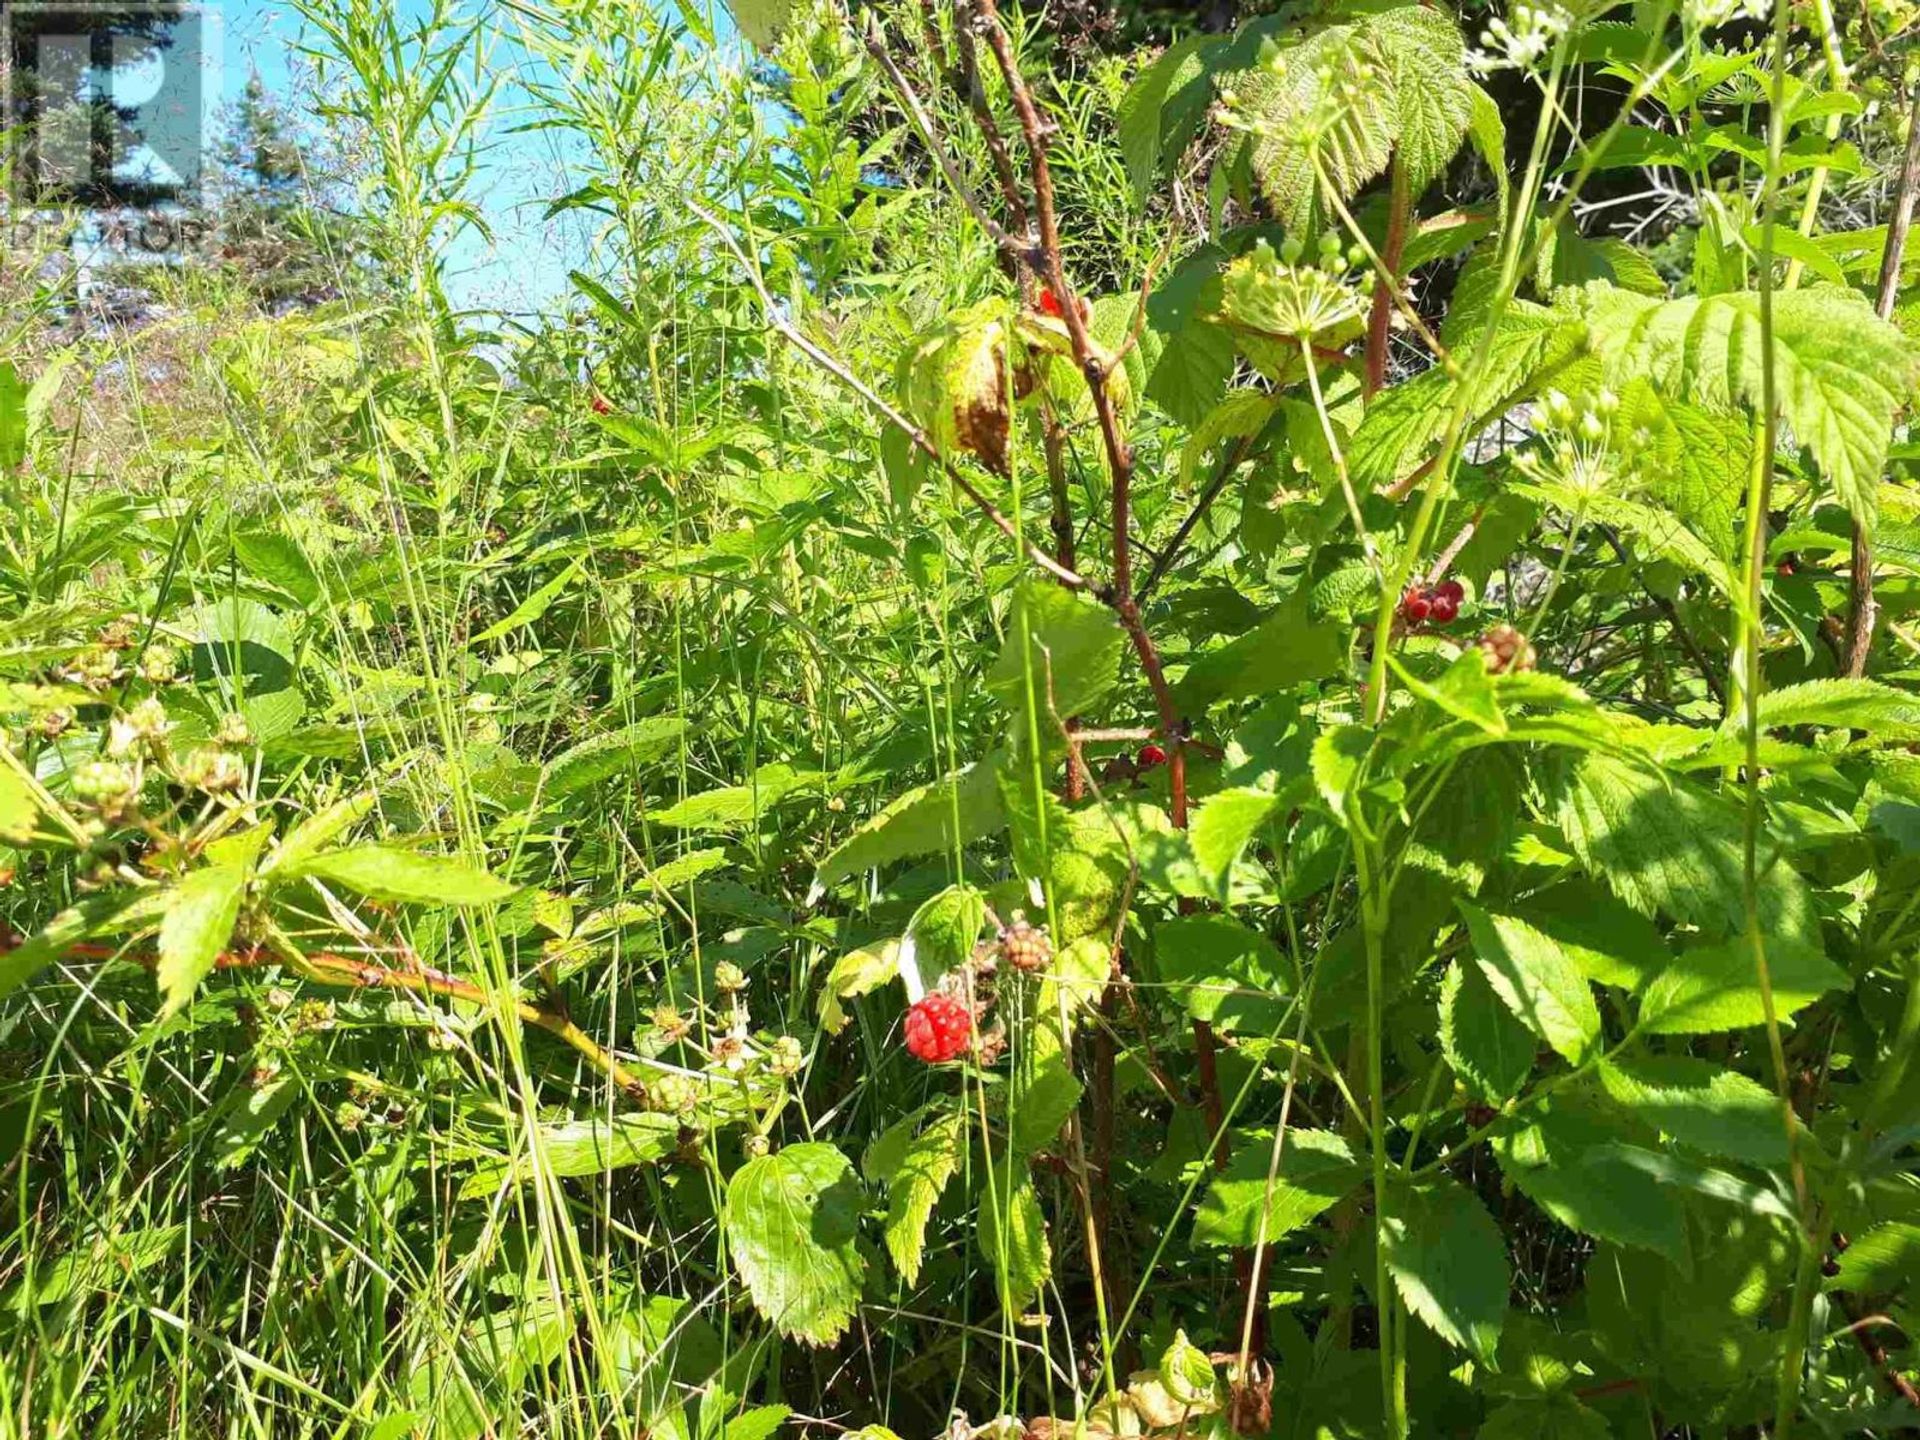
[545,718,688,796]
[1156,913,1290,1032]
[813,752,1008,889]
[651,764,818,830]
[979,1174,1050,1311]
[1373,6,1473,197]
[1575,282,1920,530]
[1638,936,1848,1034]
[1174,591,1346,714]
[1595,1056,1789,1166]
[1494,1122,1687,1261]
[1459,902,1603,1064]
[282,845,517,906]
[985,579,1125,730]
[459,1113,682,1199]
[1826,1222,1920,1295]
[881,1106,965,1285]
[725,1143,866,1345]
[1748,678,1920,738]
[1550,751,1816,945]
[907,884,986,981]
[1189,786,1284,901]
[471,557,586,644]
[817,938,900,1034]
[1010,1057,1083,1155]
[1191,1128,1361,1247]
[1510,880,1670,992]
[1381,1176,1508,1364]
[1117,36,1222,204]
[264,791,377,877]
[156,865,247,1017]
[1440,961,1536,1104]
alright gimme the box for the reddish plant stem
[1364,158,1411,398]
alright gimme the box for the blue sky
[214,0,596,315]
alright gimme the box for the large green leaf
[1189,786,1287,901]
[458,1113,682,1199]
[1509,880,1669,992]
[1009,1057,1083,1156]
[1191,1128,1361,1247]
[1576,282,1920,529]
[979,1174,1050,1311]
[1596,1056,1789,1166]
[878,1106,964,1285]
[1155,913,1290,1032]
[1550,752,1816,946]
[1748,679,1920,739]
[279,846,518,906]
[1381,1176,1508,1363]
[1458,902,1602,1064]
[1350,300,1582,490]
[1439,961,1536,1104]
[985,580,1125,734]
[1229,7,1469,231]
[812,752,1008,889]
[156,866,247,1017]
[1117,35,1224,203]
[651,764,819,829]
[1826,1222,1920,1296]
[1373,6,1474,197]
[725,1143,866,1345]
[906,884,986,982]
[544,718,687,796]
[1637,936,1848,1034]
[1174,591,1346,714]
[1493,1107,1687,1261]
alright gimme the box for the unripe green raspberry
[72,759,138,805]
[768,1036,804,1077]
[138,644,181,684]
[714,961,746,993]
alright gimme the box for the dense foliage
[3,0,1920,1435]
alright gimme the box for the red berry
[1037,287,1064,317]
[1436,579,1465,603]
[904,994,972,1063]
[590,392,613,415]
[1401,589,1432,624]
[1428,593,1460,624]
[1777,560,1796,576]
[1137,743,1168,767]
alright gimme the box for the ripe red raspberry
[1435,579,1465,603]
[904,995,972,1062]
[1428,592,1460,625]
[590,391,613,415]
[999,918,1054,974]
[1400,587,1432,624]
[1137,742,1168,767]
[1038,286,1064,317]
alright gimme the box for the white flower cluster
[1469,3,1575,74]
